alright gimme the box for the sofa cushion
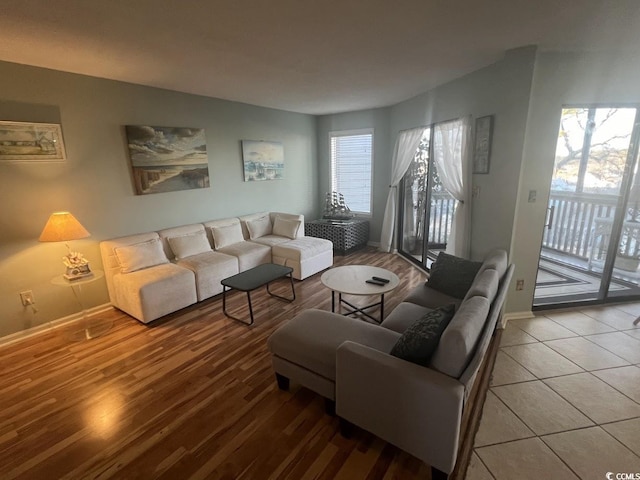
[177,251,239,301]
[390,304,456,366]
[403,283,463,310]
[267,309,400,381]
[211,222,244,249]
[167,231,212,260]
[480,249,508,278]
[273,216,302,239]
[217,241,271,270]
[114,238,169,273]
[271,236,333,261]
[246,214,273,239]
[430,295,491,378]
[464,268,499,302]
[249,235,292,247]
[381,301,434,333]
[427,252,482,299]
[112,262,196,322]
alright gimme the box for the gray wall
[5,46,636,337]
[509,50,640,313]
[388,47,537,261]
[316,46,538,255]
[0,61,318,338]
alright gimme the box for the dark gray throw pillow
[389,304,456,366]
[427,252,482,299]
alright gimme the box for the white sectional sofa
[100,212,333,323]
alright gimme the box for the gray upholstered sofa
[267,249,513,478]
[100,212,333,323]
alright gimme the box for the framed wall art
[473,115,494,174]
[125,125,209,195]
[0,121,66,162]
[241,140,284,181]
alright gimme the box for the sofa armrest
[336,341,464,474]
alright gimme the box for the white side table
[51,269,111,340]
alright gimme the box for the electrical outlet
[20,290,35,306]
[515,279,524,291]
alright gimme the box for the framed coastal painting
[473,115,494,174]
[125,125,209,195]
[241,140,284,181]
[0,121,66,162]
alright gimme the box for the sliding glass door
[534,106,640,307]
[398,127,456,269]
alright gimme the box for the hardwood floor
[0,249,456,479]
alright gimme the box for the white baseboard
[502,311,535,323]
[498,310,535,328]
[0,303,113,348]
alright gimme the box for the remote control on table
[371,276,390,283]
[366,279,386,286]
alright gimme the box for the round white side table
[321,265,399,322]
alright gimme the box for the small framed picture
[241,140,284,181]
[0,121,67,162]
[473,115,494,174]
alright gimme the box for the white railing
[429,192,456,246]
[542,191,640,264]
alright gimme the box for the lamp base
[64,264,93,281]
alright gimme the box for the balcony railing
[542,191,618,259]
[429,192,456,246]
[542,190,640,267]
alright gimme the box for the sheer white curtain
[380,128,425,252]
[433,116,472,257]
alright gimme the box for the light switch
[528,190,537,203]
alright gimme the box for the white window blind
[330,130,373,214]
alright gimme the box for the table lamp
[39,211,92,280]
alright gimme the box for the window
[330,129,373,215]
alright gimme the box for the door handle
[545,206,555,230]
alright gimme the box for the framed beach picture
[0,121,66,162]
[125,125,209,195]
[473,115,494,174]
[241,140,284,181]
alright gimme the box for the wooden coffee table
[320,265,399,323]
[221,263,295,325]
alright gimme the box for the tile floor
[467,303,640,480]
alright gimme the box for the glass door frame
[534,103,640,311]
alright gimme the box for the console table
[305,219,369,254]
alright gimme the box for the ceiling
[0,0,639,115]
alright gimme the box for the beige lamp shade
[39,212,90,242]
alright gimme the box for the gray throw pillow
[389,304,456,366]
[427,252,482,299]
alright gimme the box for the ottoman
[271,236,333,280]
[267,309,400,404]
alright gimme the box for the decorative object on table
[322,191,353,220]
[0,121,66,162]
[125,125,209,195]
[472,115,494,174]
[39,211,93,280]
[241,140,284,181]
